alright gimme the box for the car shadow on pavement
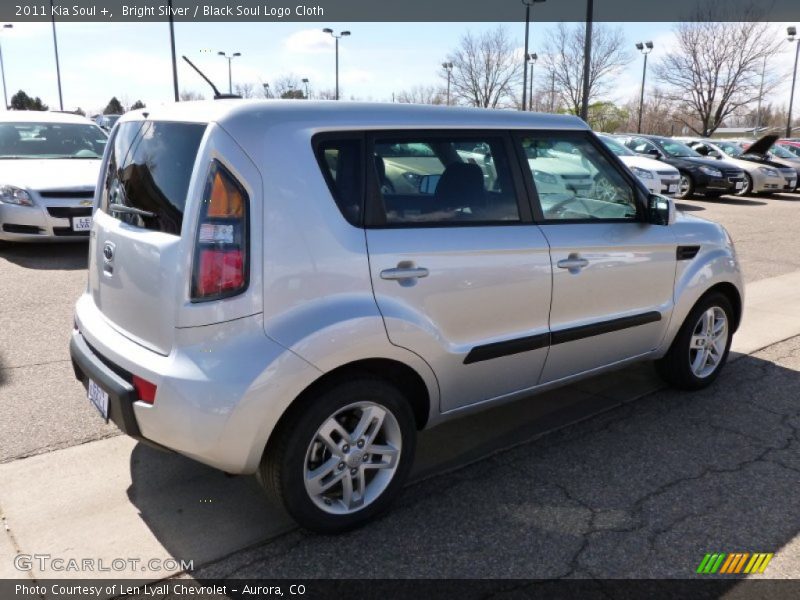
[766,193,800,202]
[675,203,705,212]
[127,347,800,580]
[705,196,767,206]
[0,242,89,270]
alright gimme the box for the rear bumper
[69,333,143,439]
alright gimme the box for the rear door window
[101,121,207,236]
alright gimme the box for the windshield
[713,141,744,157]
[657,139,700,158]
[0,122,107,159]
[598,135,635,156]
[770,144,797,159]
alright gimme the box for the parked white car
[597,134,680,196]
[70,102,743,532]
[0,112,107,242]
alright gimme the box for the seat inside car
[434,161,485,215]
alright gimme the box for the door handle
[557,255,589,273]
[380,266,430,281]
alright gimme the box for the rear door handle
[557,255,589,273]
[380,267,430,281]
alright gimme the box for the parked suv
[616,134,745,199]
[71,102,743,532]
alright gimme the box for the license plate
[72,216,92,231]
[88,379,109,422]
[735,181,743,190]
[668,184,678,193]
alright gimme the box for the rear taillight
[191,161,249,301]
[132,375,157,405]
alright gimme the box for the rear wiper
[109,203,155,218]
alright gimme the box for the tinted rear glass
[101,121,207,235]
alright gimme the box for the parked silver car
[70,102,743,532]
[0,112,108,242]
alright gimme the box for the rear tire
[258,376,416,533]
[655,292,734,390]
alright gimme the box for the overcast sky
[0,21,797,115]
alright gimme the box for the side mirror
[646,148,662,159]
[708,150,721,159]
[418,174,441,195]
[648,193,676,226]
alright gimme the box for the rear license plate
[668,184,678,193]
[735,181,744,190]
[72,216,92,231]
[88,379,109,422]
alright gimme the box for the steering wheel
[594,175,619,203]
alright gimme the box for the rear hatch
[88,119,207,355]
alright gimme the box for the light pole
[50,0,63,110]
[167,0,179,102]
[323,28,350,101]
[521,0,546,113]
[580,0,593,121]
[635,41,653,133]
[217,51,241,94]
[527,53,537,111]
[302,78,310,99]
[0,24,12,110]
[442,62,453,105]
[756,54,767,135]
[787,26,800,138]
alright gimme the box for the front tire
[736,173,753,196]
[259,376,416,533]
[655,292,734,390]
[676,173,695,199]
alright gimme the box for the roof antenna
[181,55,241,99]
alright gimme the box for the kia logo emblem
[103,242,115,262]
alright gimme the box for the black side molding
[550,311,662,345]
[464,332,550,364]
[677,245,701,261]
[464,311,662,364]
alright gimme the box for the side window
[371,136,520,225]
[630,139,655,155]
[517,134,638,222]
[315,137,363,226]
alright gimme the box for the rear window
[101,121,207,236]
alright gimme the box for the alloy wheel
[689,306,729,378]
[303,401,402,515]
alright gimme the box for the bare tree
[396,85,445,105]
[315,89,338,100]
[541,23,632,118]
[442,26,520,108]
[654,8,783,137]
[234,83,255,98]
[179,89,205,101]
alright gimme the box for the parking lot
[2,190,800,585]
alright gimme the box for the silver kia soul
[70,101,743,532]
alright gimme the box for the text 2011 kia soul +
[70,101,743,532]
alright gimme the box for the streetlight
[635,41,654,133]
[442,62,454,106]
[527,53,538,111]
[521,0,546,113]
[302,77,310,99]
[323,28,350,101]
[167,0,179,102]
[787,26,799,138]
[0,24,12,110]
[217,51,241,94]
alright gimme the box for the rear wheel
[736,173,753,196]
[259,376,416,533]
[676,173,695,199]
[655,292,734,390]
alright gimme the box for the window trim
[364,129,533,229]
[311,132,366,228]
[511,129,649,225]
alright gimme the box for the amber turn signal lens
[207,169,244,218]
